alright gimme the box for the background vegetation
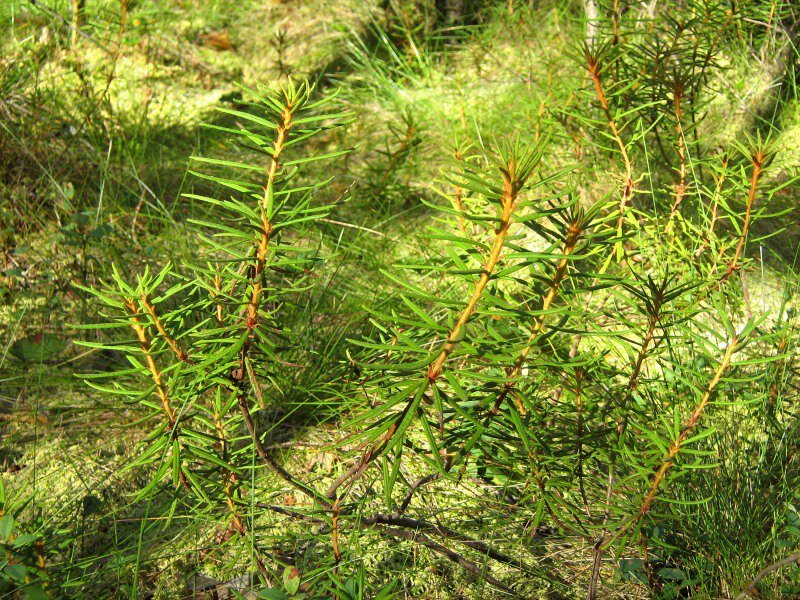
[1,0,799,598]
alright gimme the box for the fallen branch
[736,552,800,599]
[376,526,519,597]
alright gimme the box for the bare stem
[736,552,800,599]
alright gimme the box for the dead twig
[736,552,800,599]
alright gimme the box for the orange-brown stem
[452,149,468,237]
[228,98,329,509]
[491,218,584,415]
[592,334,739,574]
[140,294,191,363]
[668,84,687,222]
[704,152,763,298]
[245,105,290,330]
[125,297,190,491]
[639,335,738,514]
[125,298,176,427]
[213,273,225,325]
[720,153,763,285]
[427,174,519,382]
[378,123,415,192]
[328,165,526,499]
[587,57,633,241]
[449,216,585,486]
[614,314,659,436]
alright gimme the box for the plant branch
[228,88,332,509]
[370,526,520,597]
[140,294,192,363]
[588,333,739,599]
[586,52,634,239]
[639,334,738,514]
[735,552,800,599]
[327,160,528,499]
[124,298,177,428]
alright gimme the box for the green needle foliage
[15,1,793,598]
[78,79,352,587]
